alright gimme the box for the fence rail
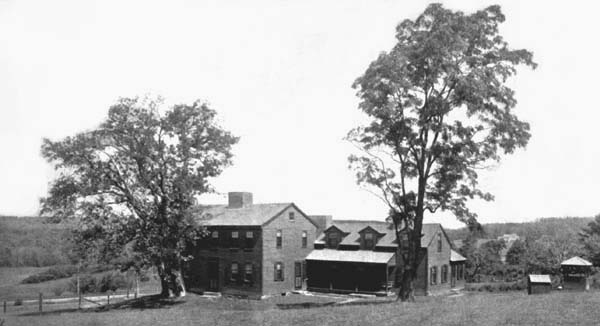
[1,288,159,316]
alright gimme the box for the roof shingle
[195,203,292,226]
[315,220,444,248]
[305,248,395,265]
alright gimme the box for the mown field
[0,267,161,302]
[2,290,600,326]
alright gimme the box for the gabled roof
[314,220,447,248]
[528,274,552,284]
[194,203,293,226]
[450,249,466,262]
[358,225,384,235]
[561,256,592,267]
[305,249,395,265]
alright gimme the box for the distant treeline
[0,215,75,267]
[445,217,593,242]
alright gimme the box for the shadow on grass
[277,299,395,310]
[19,295,184,317]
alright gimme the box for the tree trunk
[395,235,418,302]
[395,177,426,302]
[157,262,186,298]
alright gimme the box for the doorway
[294,261,303,289]
[208,258,220,291]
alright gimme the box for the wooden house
[305,220,464,296]
[184,192,319,299]
[560,256,592,291]
[527,274,552,294]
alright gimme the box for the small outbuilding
[560,256,593,291]
[527,274,552,295]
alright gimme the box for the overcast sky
[1,0,599,229]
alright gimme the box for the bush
[67,274,98,294]
[13,299,23,306]
[67,271,131,294]
[21,265,78,284]
[97,272,128,293]
[52,283,66,297]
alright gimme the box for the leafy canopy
[348,4,536,227]
[40,97,239,272]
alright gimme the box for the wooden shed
[527,274,552,295]
[560,256,592,291]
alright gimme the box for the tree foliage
[347,3,535,300]
[40,96,238,296]
[580,213,600,266]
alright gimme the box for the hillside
[445,217,593,242]
[0,215,74,267]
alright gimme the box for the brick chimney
[228,192,253,208]
[309,215,332,235]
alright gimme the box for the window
[327,232,340,249]
[430,266,438,285]
[210,230,219,250]
[441,265,448,283]
[302,231,308,248]
[437,233,442,252]
[244,231,254,250]
[244,263,253,284]
[289,212,295,221]
[276,230,282,248]
[274,262,284,281]
[231,262,239,283]
[364,232,375,250]
[231,231,239,249]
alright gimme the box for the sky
[1,0,599,229]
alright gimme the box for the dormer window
[364,232,375,250]
[326,232,340,249]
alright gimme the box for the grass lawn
[0,267,161,302]
[2,290,600,326]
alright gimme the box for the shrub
[67,271,131,294]
[67,274,98,294]
[13,299,23,306]
[21,265,78,284]
[97,272,128,293]
[52,283,66,297]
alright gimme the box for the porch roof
[561,256,592,267]
[450,249,466,262]
[305,249,395,265]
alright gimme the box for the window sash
[301,231,307,248]
[276,230,282,248]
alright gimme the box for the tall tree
[347,3,536,301]
[40,97,238,297]
[580,213,600,266]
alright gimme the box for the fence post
[107,293,110,305]
[38,293,42,313]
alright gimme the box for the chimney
[309,215,332,235]
[228,192,253,208]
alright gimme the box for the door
[294,261,303,289]
[451,265,456,288]
[208,258,220,291]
